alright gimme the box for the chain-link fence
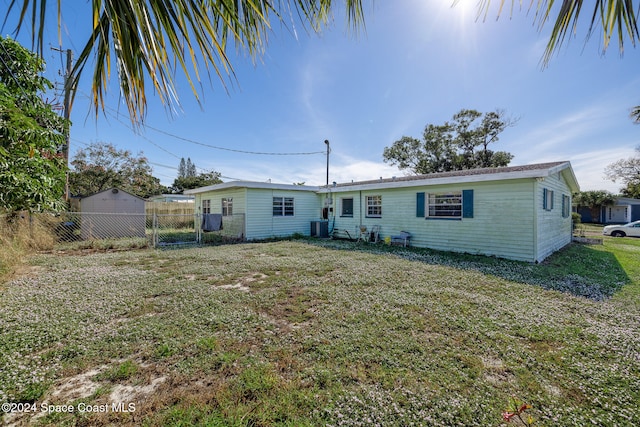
[29,212,245,248]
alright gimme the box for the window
[562,194,570,218]
[366,195,382,217]
[427,193,462,218]
[222,198,233,216]
[543,188,554,211]
[418,191,472,219]
[273,197,294,216]
[202,199,211,214]
[341,198,354,217]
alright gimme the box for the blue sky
[4,1,639,192]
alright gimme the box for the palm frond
[471,1,639,65]
[3,0,366,124]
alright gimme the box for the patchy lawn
[1,238,639,426]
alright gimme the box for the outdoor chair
[390,231,411,247]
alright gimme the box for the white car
[603,220,640,237]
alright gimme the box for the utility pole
[53,47,73,200]
[324,139,330,188]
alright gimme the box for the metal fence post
[152,212,158,248]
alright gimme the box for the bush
[572,212,582,226]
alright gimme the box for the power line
[144,122,326,156]
[102,108,182,160]
[78,92,325,158]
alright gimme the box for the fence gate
[152,213,199,247]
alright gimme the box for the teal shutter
[543,188,548,210]
[462,189,474,218]
[416,192,425,217]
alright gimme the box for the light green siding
[194,187,320,240]
[534,171,573,262]
[188,163,578,262]
[329,179,538,262]
[196,188,247,215]
[245,189,320,239]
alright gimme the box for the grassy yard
[1,236,639,426]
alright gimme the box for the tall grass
[0,213,56,282]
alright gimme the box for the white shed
[80,188,146,239]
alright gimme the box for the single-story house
[80,188,146,239]
[186,161,579,263]
[185,182,320,240]
[601,197,640,224]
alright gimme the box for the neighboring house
[147,194,195,203]
[80,188,146,239]
[186,161,580,263]
[600,197,640,224]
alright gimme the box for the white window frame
[543,188,554,211]
[366,195,382,218]
[222,198,233,216]
[341,198,354,217]
[202,199,211,214]
[273,197,295,217]
[426,192,462,218]
[562,194,570,218]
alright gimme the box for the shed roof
[81,187,147,201]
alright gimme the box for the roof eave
[318,168,566,193]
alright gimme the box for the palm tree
[6,1,639,123]
[465,1,640,120]
[466,1,639,65]
[3,0,366,123]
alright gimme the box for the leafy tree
[171,170,222,194]
[69,142,166,198]
[604,146,640,198]
[383,109,515,174]
[0,36,68,213]
[573,190,617,223]
[4,0,366,123]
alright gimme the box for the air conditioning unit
[310,221,329,238]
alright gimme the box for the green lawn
[1,236,639,426]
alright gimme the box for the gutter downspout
[533,179,540,263]
[359,190,363,227]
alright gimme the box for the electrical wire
[143,123,326,156]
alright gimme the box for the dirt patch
[217,272,268,292]
[49,366,108,401]
[109,376,167,402]
[4,361,168,426]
